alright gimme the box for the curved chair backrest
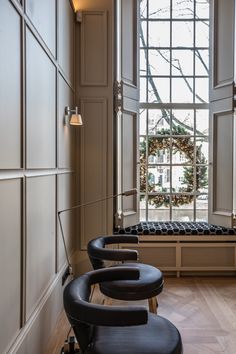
[87,235,139,270]
[63,267,147,353]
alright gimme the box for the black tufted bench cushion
[114,222,236,236]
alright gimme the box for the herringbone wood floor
[45,277,236,354]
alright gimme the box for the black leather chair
[64,267,183,354]
[87,235,163,313]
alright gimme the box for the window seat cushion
[114,222,236,236]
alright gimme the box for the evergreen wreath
[140,125,208,208]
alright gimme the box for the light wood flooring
[45,277,236,354]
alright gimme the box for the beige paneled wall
[0,0,76,353]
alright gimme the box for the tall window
[139,0,209,222]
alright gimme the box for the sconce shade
[70,113,83,126]
[65,106,83,126]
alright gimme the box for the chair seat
[86,313,182,354]
[100,262,163,301]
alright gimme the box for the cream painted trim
[0,169,74,181]
[139,235,236,242]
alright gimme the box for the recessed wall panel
[213,0,234,87]
[80,11,107,86]
[122,112,137,212]
[133,246,176,267]
[80,98,107,247]
[0,0,21,168]
[26,0,56,56]
[26,175,56,320]
[121,0,137,85]
[213,113,233,213]
[0,179,21,354]
[57,173,75,270]
[182,246,234,267]
[58,0,74,84]
[26,29,56,168]
[58,75,74,168]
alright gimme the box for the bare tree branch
[140,22,206,136]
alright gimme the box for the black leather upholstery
[63,268,183,354]
[87,235,139,269]
[87,235,163,301]
[101,262,163,300]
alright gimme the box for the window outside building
[139,0,209,222]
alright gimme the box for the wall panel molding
[26,0,56,56]
[0,178,22,354]
[80,97,108,248]
[26,27,56,169]
[0,0,22,169]
[26,175,56,321]
[80,11,108,86]
[210,0,234,101]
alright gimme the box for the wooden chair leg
[148,297,158,314]
[89,284,96,302]
[103,296,113,306]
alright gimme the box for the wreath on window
[140,125,208,208]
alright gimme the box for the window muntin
[139,0,209,222]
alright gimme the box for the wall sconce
[64,106,83,126]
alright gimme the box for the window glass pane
[148,138,170,164]
[140,0,147,19]
[172,50,194,76]
[148,166,171,192]
[196,138,208,164]
[195,49,209,75]
[195,21,209,47]
[196,166,208,193]
[172,21,194,47]
[140,109,147,135]
[196,0,209,19]
[140,137,146,193]
[172,137,194,164]
[140,195,146,221]
[172,166,194,192]
[148,208,170,221]
[148,194,170,210]
[172,208,194,221]
[196,194,208,222]
[172,78,194,103]
[140,209,146,221]
[195,78,209,103]
[148,78,170,103]
[172,0,194,18]
[196,195,208,208]
[196,210,208,221]
[196,109,209,135]
[140,49,147,76]
[140,77,147,102]
[148,109,171,135]
[148,0,171,19]
[172,110,194,135]
[149,21,170,47]
[140,21,147,47]
[149,50,170,76]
